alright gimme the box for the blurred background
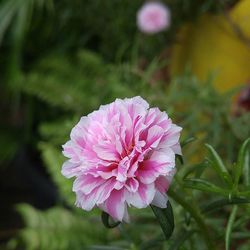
[0,0,250,249]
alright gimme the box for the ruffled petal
[126,183,155,208]
[61,161,82,178]
[151,190,168,208]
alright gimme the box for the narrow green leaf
[205,144,233,187]
[0,0,17,44]
[150,201,174,240]
[168,188,214,249]
[244,151,249,186]
[234,138,250,187]
[180,137,196,147]
[183,178,229,196]
[176,154,184,165]
[232,215,250,230]
[201,197,250,214]
[101,212,120,229]
[238,188,250,196]
[225,205,238,250]
[179,161,208,179]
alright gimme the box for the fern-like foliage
[16,50,140,114]
[8,204,108,250]
[38,142,75,205]
[39,118,77,146]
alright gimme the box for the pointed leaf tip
[151,201,174,240]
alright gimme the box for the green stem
[225,205,238,250]
[168,188,214,250]
[201,197,250,214]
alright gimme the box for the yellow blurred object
[171,0,250,93]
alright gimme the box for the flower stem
[168,188,214,250]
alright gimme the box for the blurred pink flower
[137,1,171,34]
[62,97,181,222]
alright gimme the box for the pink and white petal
[155,112,171,129]
[97,169,117,179]
[144,108,157,126]
[115,137,123,155]
[84,163,117,179]
[93,143,120,162]
[61,161,82,178]
[118,107,133,132]
[127,101,148,122]
[125,96,149,111]
[169,124,182,134]
[104,189,126,222]
[70,118,89,144]
[151,190,168,208]
[137,158,174,184]
[146,125,164,149]
[159,124,182,148]
[62,141,80,162]
[76,178,118,211]
[73,175,106,194]
[117,157,130,182]
[137,168,157,184]
[127,160,139,177]
[133,96,150,110]
[125,178,139,193]
[71,127,86,148]
[114,181,124,190]
[96,178,118,204]
[122,204,130,223]
[75,191,97,211]
[88,122,105,141]
[126,183,155,208]
[171,143,182,155]
[155,175,173,194]
[150,149,175,167]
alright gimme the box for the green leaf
[150,201,174,240]
[180,137,196,147]
[38,142,75,204]
[205,144,233,187]
[180,161,209,179]
[101,212,120,229]
[0,0,53,45]
[225,205,238,250]
[201,197,250,214]
[15,204,107,250]
[234,138,250,188]
[176,154,184,165]
[238,188,250,196]
[183,178,229,196]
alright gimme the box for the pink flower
[62,97,182,222]
[137,2,171,34]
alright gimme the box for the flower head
[62,97,182,222]
[137,1,171,34]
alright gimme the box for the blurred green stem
[225,205,238,250]
[168,188,214,250]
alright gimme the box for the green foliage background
[0,0,249,250]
